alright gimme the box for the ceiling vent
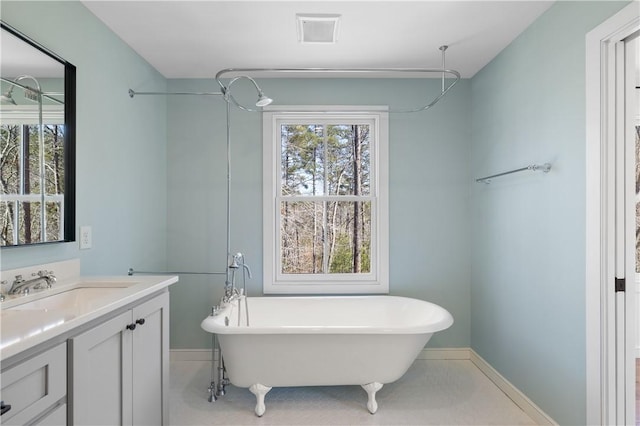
[296,14,341,44]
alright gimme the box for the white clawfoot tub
[200,295,453,416]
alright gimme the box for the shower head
[0,75,42,106]
[256,91,273,107]
[0,90,16,105]
[223,75,273,110]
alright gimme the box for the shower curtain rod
[128,89,223,97]
[1,76,64,105]
[128,66,460,113]
[215,67,460,113]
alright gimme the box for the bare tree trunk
[328,170,346,271]
[23,125,32,243]
[53,126,61,194]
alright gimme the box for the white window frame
[263,106,389,294]
[0,107,65,243]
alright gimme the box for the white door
[586,4,640,425]
[627,31,639,426]
[616,31,640,424]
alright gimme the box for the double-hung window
[263,107,389,294]
[0,107,65,245]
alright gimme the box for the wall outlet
[79,226,92,250]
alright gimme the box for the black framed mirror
[0,21,75,247]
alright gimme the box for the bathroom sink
[7,287,125,314]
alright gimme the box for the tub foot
[249,383,271,417]
[361,382,383,414]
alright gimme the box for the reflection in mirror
[0,21,75,247]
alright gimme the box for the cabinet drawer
[33,402,66,426]
[1,342,66,425]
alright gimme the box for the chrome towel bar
[475,163,551,184]
[128,268,225,276]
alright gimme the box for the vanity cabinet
[69,291,169,425]
[0,342,66,426]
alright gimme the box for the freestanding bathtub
[200,295,453,416]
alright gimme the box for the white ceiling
[82,1,554,79]
[1,27,65,78]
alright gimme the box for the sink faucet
[9,270,56,295]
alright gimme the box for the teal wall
[469,2,629,425]
[1,2,633,424]
[0,1,168,275]
[166,78,472,349]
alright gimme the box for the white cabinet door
[70,311,133,426]
[70,292,169,425]
[131,292,169,426]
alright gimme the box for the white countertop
[0,275,178,361]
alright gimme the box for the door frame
[586,3,639,425]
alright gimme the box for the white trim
[415,348,471,360]
[636,281,640,358]
[0,105,64,124]
[170,349,217,362]
[262,106,389,294]
[469,350,558,426]
[586,4,640,425]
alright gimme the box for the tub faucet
[223,253,251,304]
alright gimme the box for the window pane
[18,201,41,245]
[281,124,324,196]
[46,201,61,241]
[327,201,371,274]
[44,124,65,195]
[0,125,21,194]
[0,201,15,245]
[327,124,370,196]
[281,201,324,273]
[26,125,41,193]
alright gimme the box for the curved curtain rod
[0,76,64,105]
[214,67,461,113]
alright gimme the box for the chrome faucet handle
[14,275,24,284]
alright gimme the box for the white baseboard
[170,348,216,362]
[415,348,471,360]
[469,349,557,426]
[170,347,556,425]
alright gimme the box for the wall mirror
[0,21,75,247]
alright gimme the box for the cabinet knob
[135,318,145,326]
[1,401,12,416]
[126,323,136,331]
